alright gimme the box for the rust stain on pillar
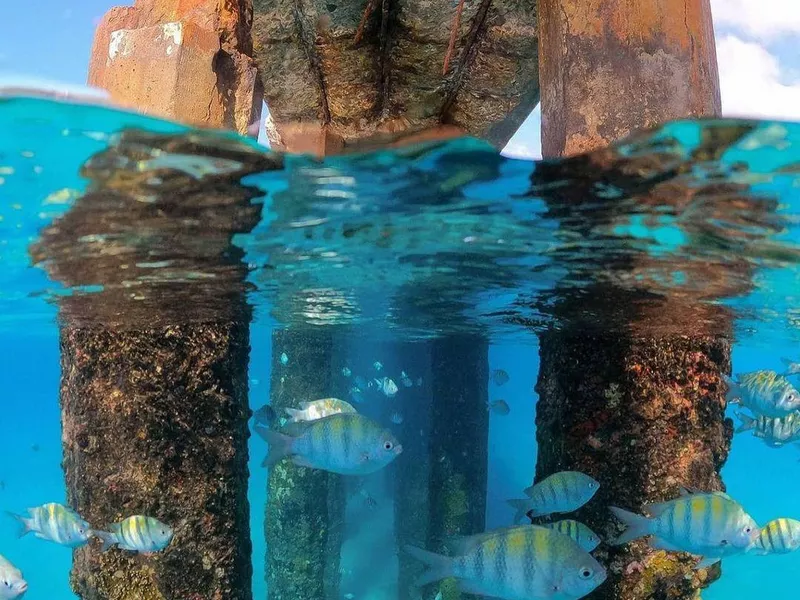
[538,0,721,157]
[88,0,261,135]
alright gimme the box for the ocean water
[0,92,800,600]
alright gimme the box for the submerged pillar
[265,328,345,600]
[31,131,279,598]
[535,2,734,598]
[426,335,490,600]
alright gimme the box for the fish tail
[5,512,32,538]
[260,429,294,468]
[284,407,303,423]
[404,545,454,587]
[507,498,532,524]
[734,411,755,434]
[609,506,653,545]
[94,530,118,552]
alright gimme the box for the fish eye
[588,481,597,489]
[579,567,594,580]
[745,526,753,533]
[383,441,394,451]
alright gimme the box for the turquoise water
[1,94,800,599]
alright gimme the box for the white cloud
[712,0,800,40]
[717,35,800,120]
[501,140,541,161]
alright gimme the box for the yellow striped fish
[95,515,173,554]
[735,410,800,447]
[8,502,92,548]
[749,518,800,555]
[258,413,402,475]
[450,520,601,554]
[610,490,759,568]
[726,370,800,418]
[508,471,599,523]
[406,525,606,600]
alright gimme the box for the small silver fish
[489,400,510,416]
[285,398,357,423]
[0,555,27,598]
[358,489,378,510]
[259,413,403,475]
[95,516,174,554]
[491,369,510,386]
[400,371,413,388]
[508,471,599,523]
[375,377,399,398]
[280,352,289,366]
[374,361,383,371]
[10,503,92,547]
[342,367,352,377]
[391,411,404,425]
[349,387,364,404]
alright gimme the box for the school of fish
[0,502,173,596]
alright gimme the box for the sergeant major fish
[725,371,800,418]
[507,471,599,523]
[0,555,27,599]
[749,518,800,555]
[9,502,92,548]
[285,398,357,423]
[406,525,606,600]
[259,413,402,475]
[735,410,800,447]
[449,519,600,554]
[95,516,173,554]
[610,489,759,568]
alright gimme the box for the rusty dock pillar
[533,1,736,598]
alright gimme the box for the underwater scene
[2,92,800,600]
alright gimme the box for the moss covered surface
[61,323,253,600]
[265,328,344,600]
[535,329,733,600]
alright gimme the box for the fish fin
[609,506,652,545]
[5,512,33,538]
[650,537,683,552]
[94,531,118,552]
[734,411,756,433]
[643,500,672,517]
[446,534,483,556]
[290,455,315,469]
[523,485,535,497]
[696,556,720,570]
[456,580,495,596]
[404,545,453,587]
[259,429,294,468]
[507,499,532,524]
[284,408,303,423]
[722,374,741,404]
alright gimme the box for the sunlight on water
[1,95,800,600]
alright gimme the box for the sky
[1,0,799,160]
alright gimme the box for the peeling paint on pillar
[538,0,721,157]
